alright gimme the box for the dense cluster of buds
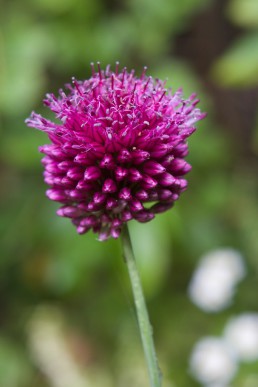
[26,63,205,240]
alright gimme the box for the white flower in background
[190,337,238,386]
[28,305,112,387]
[224,313,258,362]
[188,248,246,312]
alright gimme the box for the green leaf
[227,0,258,28]
[211,32,258,86]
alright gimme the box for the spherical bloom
[26,63,205,240]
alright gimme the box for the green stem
[121,224,162,387]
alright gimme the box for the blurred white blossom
[224,313,258,362]
[188,248,246,312]
[28,305,112,387]
[190,337,238,386]
[28,307,87,387]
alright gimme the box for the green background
[0,0,258,385]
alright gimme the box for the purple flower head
[26,63,206,241]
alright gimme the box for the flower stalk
[121,224,162,387]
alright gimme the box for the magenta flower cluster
[26,63,205,240]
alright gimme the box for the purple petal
[80,215,98,227]
[110,227,122,239]
[173,143,188,157]
[76,180,95,190]
[117,149,132,163]
[76,225,90,235]
[121,210,133,221]
[106,197,118,210]
[44,174,55,185]
[129,199,144,212]
[57,206,84,218]
[67,167,84,180]
[102,178,117,193]
[141,175,158,190]
[151,202,174,214]
[100,154,115,169]
[46,189,68,202]
[142,160,166,175]
[93,192,107,205]
[58,160,74,171]
[68,189,88,200]
[60,176,75,188]
[150,143,168,158]
[128,168,142,182]
[119,187,132,201]
[84,166,101,181]
[167,158,192,175]
[158,172,176,187]
[45,163,60,174]
[178,178,188,191]
[135,189,149,201]
[133,210,155,223]
[158,189,173,201]
[131,149,150,164]
[115,166,128,181]
[74,153,91,165]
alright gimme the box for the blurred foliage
[0,0,258,386]
[212,0,258,86]
[227,0,258,28]
[211,31,258,86]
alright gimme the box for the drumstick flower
[26,63,205,241]
[26,63,205,387]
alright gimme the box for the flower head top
[26,63,205,240]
